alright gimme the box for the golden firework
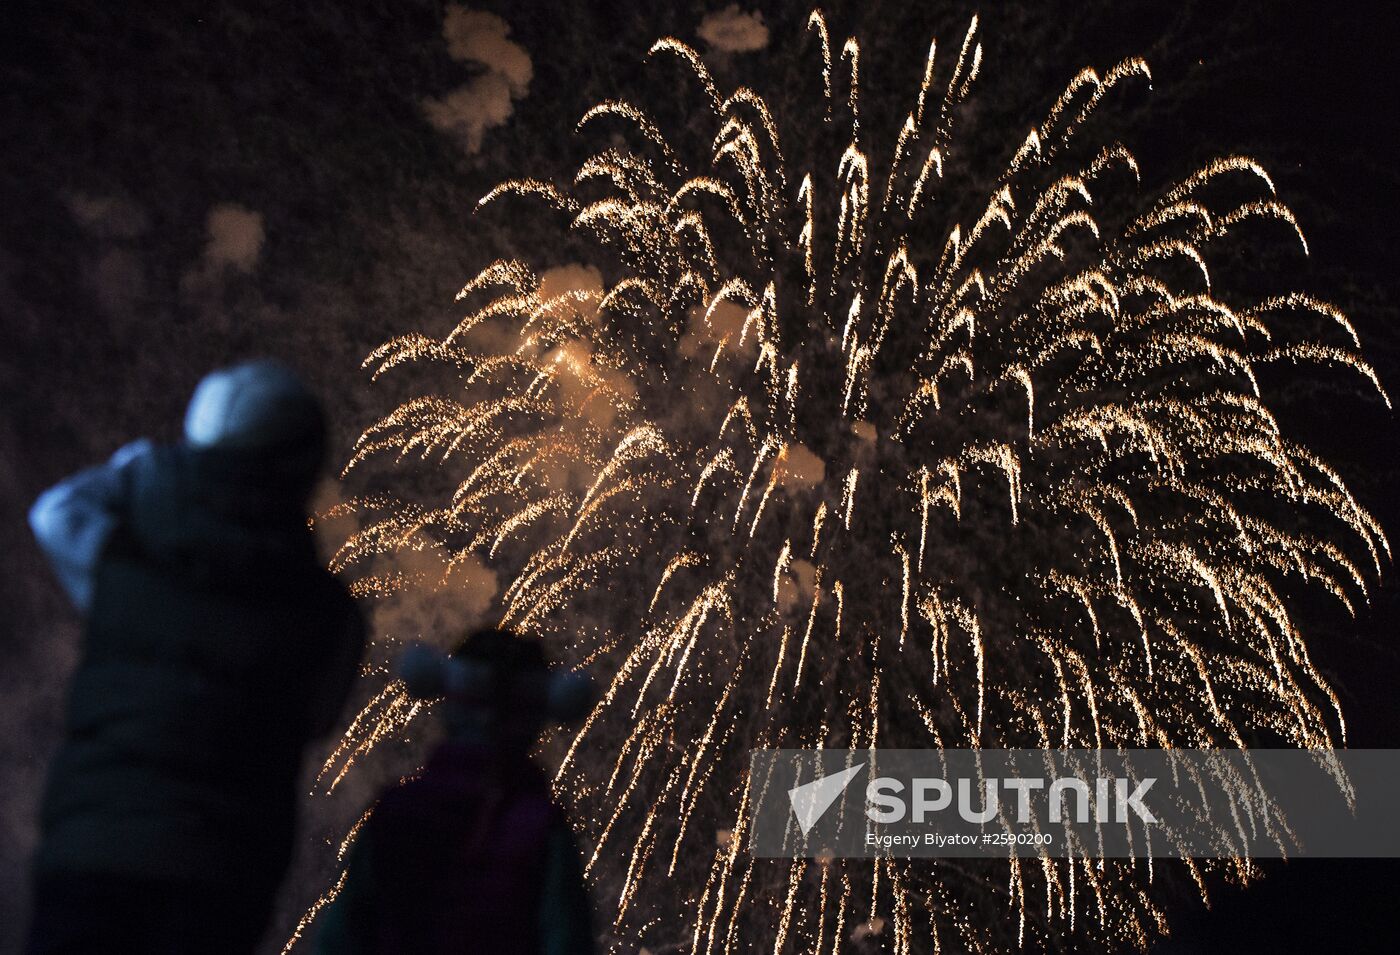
[316,11,1386,952]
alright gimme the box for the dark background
[3,2,1397,951]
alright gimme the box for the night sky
[3,2,1399,952]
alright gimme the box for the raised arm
[29,439,153,613]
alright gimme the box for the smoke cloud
[775,442,825,490]
[177,202,265,302]
[65,193,149,240]
[679,300,759,363]
[367,547,499,646]
[424,8,532,154]
[203,204,265,273]
[697,6,770,54]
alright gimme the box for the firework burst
[321,11,1388,952]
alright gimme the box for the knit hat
[399,630,594,724]
[184,361,324,450]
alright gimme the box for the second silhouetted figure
[316,629,596,955]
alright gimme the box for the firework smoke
[320,11,1387,952]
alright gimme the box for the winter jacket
[315,740,595,955]
[31,442,365,889]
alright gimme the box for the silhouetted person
[315,629,596,955]
[26,361,366,955]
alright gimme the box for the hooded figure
[314,630,596,955]
[26,361,366,955]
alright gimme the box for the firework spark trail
[318,10,1387,952]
